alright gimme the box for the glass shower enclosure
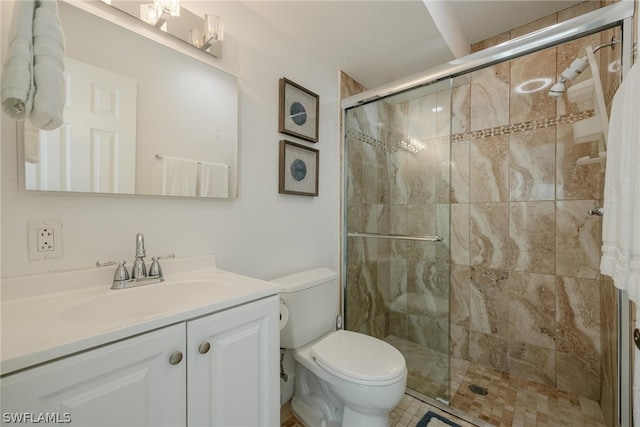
[344,77,458,403]
[342,2,634,418]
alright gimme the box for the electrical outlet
[37,227,55,252]
[29,220,63,260]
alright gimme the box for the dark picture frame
[278,78,319,143]
[278,140,319,196]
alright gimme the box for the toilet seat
[310,330,405,386]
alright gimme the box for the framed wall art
[278,78,319,143]
[279,140,319,196]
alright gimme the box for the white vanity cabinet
[1,324,187,426]
[187,295,280,426]
[1,296,279,427]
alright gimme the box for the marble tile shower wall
[452,2,620,410]
[346,23,620,403]
[452,26,621,401]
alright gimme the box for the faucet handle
[149,253,175,278]
[97,259,127,268]
[96,260,130,283]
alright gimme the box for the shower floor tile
[384,335,607,427]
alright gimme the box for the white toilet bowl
[290,330,407,427]
[272,268,408,427]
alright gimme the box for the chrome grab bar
[347,232,444,242]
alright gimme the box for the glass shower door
[344,78,453,403]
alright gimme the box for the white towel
[30,0,66,130]
[1,0,36,121]
[161,156,198,197]
[23,120,41,163]
[198,162,229,198]
[600,62,640,303]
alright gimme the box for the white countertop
[0,256,279,376]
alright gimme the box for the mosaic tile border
[347,110,595,153]
[451,110,594,142]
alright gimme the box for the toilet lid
[311,330,406,386]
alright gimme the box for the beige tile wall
[451,3,618,404]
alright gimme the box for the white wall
[0,1,341,280]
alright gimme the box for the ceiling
[191,1,585,90]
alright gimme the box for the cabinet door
[187,296,279,427]
[1,324,186,427]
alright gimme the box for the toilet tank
[271,268,339,349]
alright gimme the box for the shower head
[548,80,566,97]
[548,56,588,97]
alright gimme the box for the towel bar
[155,154,230,168]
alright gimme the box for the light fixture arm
[200,37,216,51]
[154,7,171,28]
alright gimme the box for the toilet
[272,268,407,427]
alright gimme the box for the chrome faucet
[96,233,175,290]
[132,233,147,279]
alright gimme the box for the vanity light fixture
[188,14,224,57]
[140,0,180,30]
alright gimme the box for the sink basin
[1,255,281,376]
[59,279,235,323]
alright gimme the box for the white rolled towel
[1,0,36,121]
[23,121,41,164]
[30,0,66,130]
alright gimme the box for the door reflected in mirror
[19,1,238,198]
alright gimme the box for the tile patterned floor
[389,394,477,427]
[280,394,474,427]
[281,335,608,427]
[280,401,304,427]
[449,363,607,426]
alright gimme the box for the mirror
[20,0,238,198]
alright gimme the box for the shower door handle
[347,232,444,242]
